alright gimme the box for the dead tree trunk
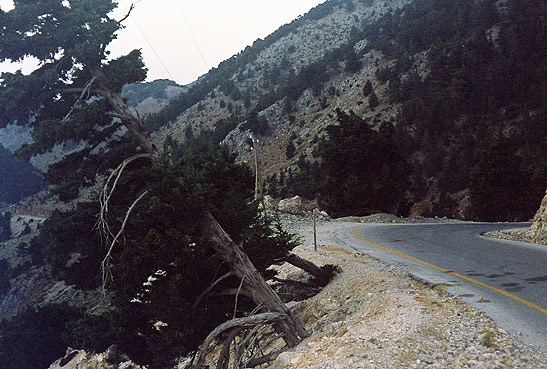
[285,253,329,280]
[192,312,286,368]
[204,213,309,346]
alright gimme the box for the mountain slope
[122,79,187,115]
[149,0,409,184]
[146,0,547,221]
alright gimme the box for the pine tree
[0,2,309,367]
[319,109,409,217]
[362,79,373,96]
[368,90,380,109]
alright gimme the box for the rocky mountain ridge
[144,0,547,224]
[2,0,546,222]
[122,79,187,115]
[151,0,409,180]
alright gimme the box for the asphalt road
[334,222,547,353]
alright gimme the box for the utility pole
[250,134,259,201]
[313,208,318,251]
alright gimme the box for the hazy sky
[0,0,325,85]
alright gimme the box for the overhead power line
[118,0,176,81]
[175,0,209,70]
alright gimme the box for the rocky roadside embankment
[48,213,547,369]
[483,189,547,247]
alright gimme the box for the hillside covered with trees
[357,0,547,221]
[147,0,546,222]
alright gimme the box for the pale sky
[0,0,326,85]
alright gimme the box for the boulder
[278,196,303,214]
[316,210,330,220]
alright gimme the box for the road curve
[334,222,547,354]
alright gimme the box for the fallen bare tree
[203,213,309,345]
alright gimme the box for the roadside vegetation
[0,1,331,368]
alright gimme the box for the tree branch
[192,312,287,369]
[217,288,253,299]
[233,276,246,319]
[59,76,97,125]
[193,271,233,308]
[94,83,156,153]
[97,153,153,243]
[245,348,285,368]
[118,3,135,24]
[105,111,129,121]
[101,190,148,293]
[284,253,329,279]
[55,88,86,94]
[235,323,268,368]
[204,212,309,345]
[215,328,241,369]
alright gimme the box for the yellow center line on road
[352,227,547,315]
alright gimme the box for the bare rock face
[0,124,32,152]
[528,190,547,244]
[278,196,303,214]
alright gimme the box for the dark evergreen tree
[184,123,193,140]
[344,49,362,73]
[0,1,309,367]
[469,139,537,221]
[0,259,10,296]
[286,141,296,159]
[0,212,11,242]
[362,79,373,96]
[319,110,409,217]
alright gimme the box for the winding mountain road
[334,222,547,353]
